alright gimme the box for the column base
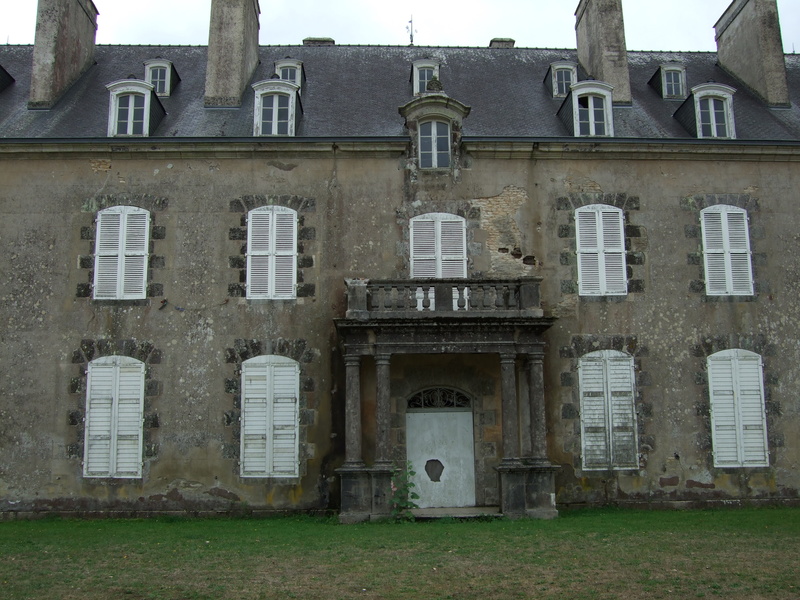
[496,462,560,519]
[337,465,371,523]
[369,465,394,519]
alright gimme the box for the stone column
[499,353,521,465]
[374,354,392,466]
[527,354,548,462]
[344,354,364,467]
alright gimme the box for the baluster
[421,285,431,311]
[495,284,504,309]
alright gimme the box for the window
[707,350,768,467]
[252,80,300,136]
[568,81,614,137]
[83,356,144,478]
[246,206,297,299]
[663,68,684,98]
[578,350,638,470]
[700,205,754,296]
[692,83,736,139]
[549,61,578,97]
[410,213,467,279]
[419,120,450,168]
[275,59,303,93]
[575,204,627,296]
[144,59,178,96]
[106,80,164,137]
[240,355,299,477]
[412,60,440,95]
[93,206,150,300]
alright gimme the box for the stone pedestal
[337,467,371,523]
[369,465,394,519]
[497,464,528,518]
[524,461,559,519]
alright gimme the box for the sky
[2,0,799,53]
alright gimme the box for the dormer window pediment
[106,80,165,137]
[252,79,302,136]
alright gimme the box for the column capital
[375,353,391,365]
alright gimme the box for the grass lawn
[1,507,798,599]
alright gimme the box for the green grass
[1,508,799,599]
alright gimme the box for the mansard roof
[1,43,799,140]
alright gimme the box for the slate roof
[1,44,799,141]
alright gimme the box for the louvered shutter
[114,363,145,477]
[241,356,299,477]
[701,207,754,296]
[576,205,626,296]
[411,218,437,278]
[93,207,149,300]
[708,350,768,467]
[84,364,116,476]
[247,207,297,299]
[439,219,467,278]
[270,363,299,476]
[241,360,270,475]
[607,356,637,468]
[579,356,610,468]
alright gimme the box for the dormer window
[275,59,304,94]
[673,83,736,140]
[0,64,14,94]
[144,59,179,97]
[557,81,614,137]
[412,60,440,95]
[547,61,578,97]
[419,121,450,168]
[648,64,686,99]
[106,80,165,137]
[252,80,301,136]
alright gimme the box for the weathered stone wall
[1,146,799,514]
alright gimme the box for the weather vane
[406,16,416,46]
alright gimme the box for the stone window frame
[251,79,301,137]
[144,59,177,97]
[549,60,578,97]
[106,80,158,137]
[412,59,440,95]
[682,193,765,303]
[557,193,645,301]
[571,81,614,137]
[228,195,316,300]
[77,195,167,302]
[223,339,317,480]
[691,334,780,472]
[274,59,304,94]
[692,83,736,140]
[661,64,686,99]
[68,339,162,473]
[559,335,651,474]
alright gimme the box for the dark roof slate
[1,44,799,141]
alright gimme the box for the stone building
[1,0,799,521]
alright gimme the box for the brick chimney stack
[574,0,631,104]
[28,0,98,109]
[204,0,261,107]
[715,0,789,107]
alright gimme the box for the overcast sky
[2,1,799,53]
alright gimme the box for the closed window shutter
[241,360,270,475]
[84,357,144,478]
[701,207,754,296]
[576,205,627,296]
[607,356,637,468]
[411,219,437,278]
[708,350,768,467]
[247,207,297,299]
[579,357,610,468]
[241,356,299,477]
[93,207,150,300]
[439,219,467,278]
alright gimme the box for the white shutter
[93,207,150,300]
[241,360,270,475]
[579,356,610,468]
[241,356,299,477]
[84,357,144,478]
[247,207,296,299]
[701,206,753,296]
[577,205,626,296]
[439,219,467,278]
[607,356,637,468]
[411,218,437,278]
[708,350,768,467]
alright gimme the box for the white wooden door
[406,410,476,508]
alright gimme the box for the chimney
[204,0,261,107]
[28,0,98,109]
[489,38,515,49]
[574,0,631,104]
[715,0,789,107]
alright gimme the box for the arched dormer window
[274,59,304,94]
[557,81,614,137]
[106,80,165,137]
[411,59,440,95]
[547,60,578,97]
[674,83,736,140]
[252,79,301,136]
[399,92,470,171]
[144,59,180,97]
